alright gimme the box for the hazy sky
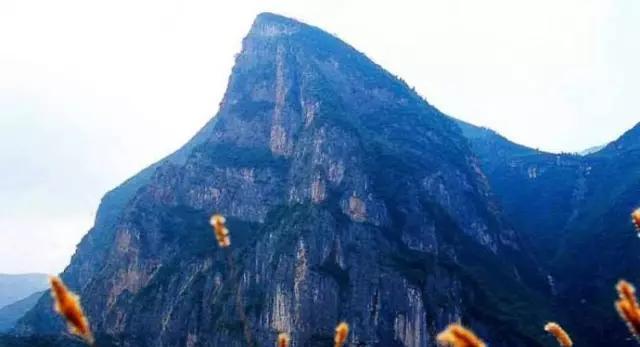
[1,0,638,274]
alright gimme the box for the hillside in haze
[0,291,45,332]
[6,12,639,347]
[0,274,48,335]
[0,274,47,309]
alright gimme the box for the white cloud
[0,0,638,273]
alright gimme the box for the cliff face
[455,119,587,262]
[17,13,550,347]
[459,120,640,346]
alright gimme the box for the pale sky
[1,0,638,274]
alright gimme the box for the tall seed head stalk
[334,322,349,347]
[276,333,290,347]
[49,276,94,345]
[632,208,640,232]
[616,279,640,341]
[436,323,486,347]
[544,322,573,346]
[210,214,230,247]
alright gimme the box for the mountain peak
[249,12,306,38]
[254,12,300,25]
[16,14,550,347]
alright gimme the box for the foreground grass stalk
[49,276,95,346]
[616,279,640,341]
[210,214,231,248]
[544,322,572,346]
[334,322,349,347]
[436,323,485,347]
[277,332,290,347]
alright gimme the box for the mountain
[458,119,640,346]
[0,274,48,309]
[16,13,552,347]
[0,291,45,332]
[579,145,604,156]
[454,119,586,263]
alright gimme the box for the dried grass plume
[544,322,572,347]
[49,276,94,345]
[277,333,290,347]
[632,208,640,231]
[615,279,640,341]
[334,322,349,347]
[436,323,486,347]
[210,214,230,247]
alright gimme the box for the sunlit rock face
[16,13,550,347]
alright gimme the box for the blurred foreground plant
[334,322,349,347]
[436,323,485,347]
[277,332,290,347]
[49,276,94,345]
[544,322,572,346]
[616,279,640,341]
[210,214,231,247]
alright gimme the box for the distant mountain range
[0,274,48,334]
[578,144,605,156]
[7,12,640,347]
[0,274,47,309]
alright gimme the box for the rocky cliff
[459,119,640,346]
[17,13,551,347]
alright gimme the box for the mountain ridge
[455,118,640,346]
[0,274,48,310]
[15,12,552,347]
[0,291,46,332]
